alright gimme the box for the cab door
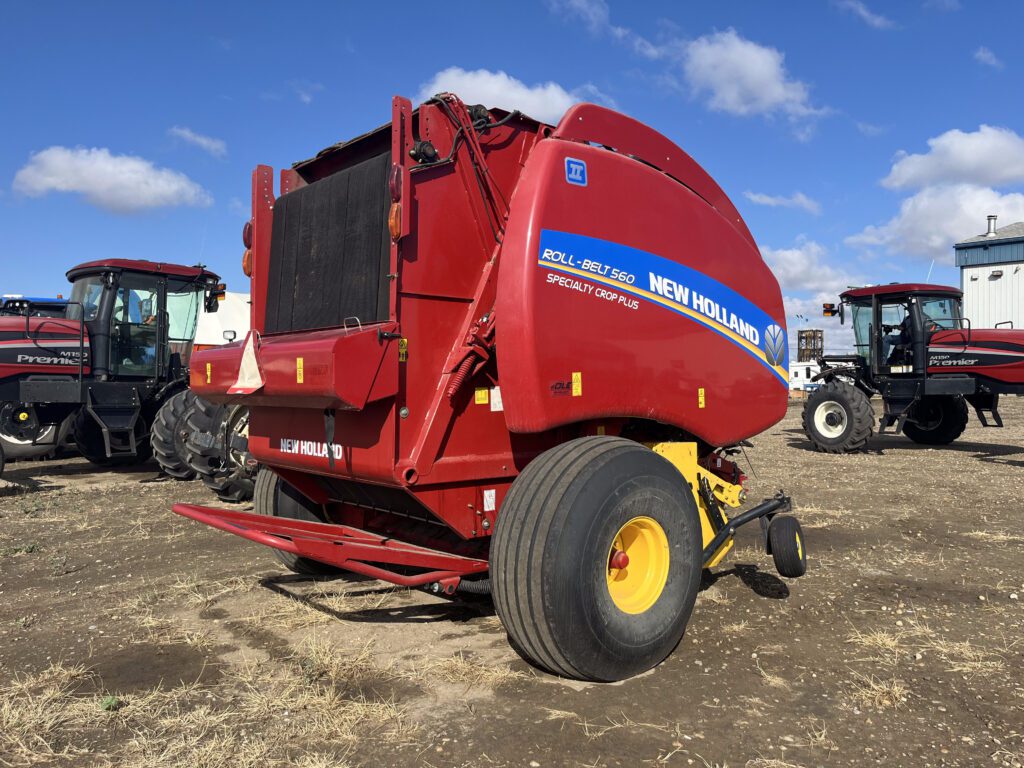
[109,274,163,379]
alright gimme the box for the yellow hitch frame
[651,442,744,569]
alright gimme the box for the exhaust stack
[987,214,998,237]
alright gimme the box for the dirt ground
[1,400,1022,768]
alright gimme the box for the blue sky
[2,0,1022,351]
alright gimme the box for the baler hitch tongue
[700,490,803,577]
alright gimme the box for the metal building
[955,215,1024,329]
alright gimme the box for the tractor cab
[833,284,965,378]
[64,260,222,382]
[0,260,222,469]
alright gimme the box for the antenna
[925,259,935,282]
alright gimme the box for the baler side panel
[497,139,788,447]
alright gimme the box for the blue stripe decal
[538,229,788,384]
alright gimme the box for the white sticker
[483,489,496,512]
[490,386,504,412]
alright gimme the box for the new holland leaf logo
[763,324,786,366]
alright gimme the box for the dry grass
[849,671,909,709]
[699,586,734,606]
[425,652,527,688]
[745,759,805,768]
[720,621,750,634]
[754,660,790,690]
[964,530,1024,544]
[0,663,94,763]
[798,719,837,754]
[846,627,908,665]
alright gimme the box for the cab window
[110,276,160,377]
[918,296,962,330]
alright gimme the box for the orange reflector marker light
[242,249,253,277]
[388,203,402,241]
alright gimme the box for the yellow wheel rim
[606,516,670,614]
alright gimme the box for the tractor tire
[903,395,969,446]
[151,391,197,480]
[184,397,254,503]
[802,380,875,453]
[768,515,807,578]
[252,468,341,576]
[72,407,152,466]
[491,436,703,682]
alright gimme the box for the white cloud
[168,126,226,158]
[548,0,666,59]
[682,29,824,120]
[846,184,1024,261]
[548,5,825,138]
[882,125,1024,189]
[856,121,885,137]
[416,67,597,124]
[834,0,896,29]
[12,146,212,213]
[290,80,324,105]
[760,239,855,293]
[759,239,859,354]
[744,190,821,215]
[974,46,1003,69]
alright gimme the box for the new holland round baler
[173,94,805,681]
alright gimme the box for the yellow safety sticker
[398,337,408,362]
[474,387,489,405]
[698,387,706,409]
[597,425,606,436]
[296,357,304,384]
[205,362,211,384]
[571,371,582,397]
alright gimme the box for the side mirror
[223,330,237,342]
[205,283,226,313]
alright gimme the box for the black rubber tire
[903,395,969,445]
[0,440,5,478]
[253,468,341,576]
[802,379,875,453]
[72,407,152,466]
[768,515,807,578]
[184,397,254,502]
[491,436,703,682]
[151,391,197,480]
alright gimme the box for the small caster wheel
[769,515,807,578]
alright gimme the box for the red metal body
[841,283,961,300]
[177,94,790,584]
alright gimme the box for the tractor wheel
[151,391,197,480]
[0,440,5,478]
[903,395,969,445]
[802,380,875,453]
[768,515,807,578]
[253,468,340,576]
[491,436,703,682]
[72,408,152,466]
[184,397,254,502]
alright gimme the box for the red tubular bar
[172,503,489,587]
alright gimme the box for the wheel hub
[607,516,670,614]
[813,401,848,439]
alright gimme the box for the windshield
[919,296,962,330]
[166,281,201,343]
[67,276,104,321]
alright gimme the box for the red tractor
[172,94,806,681]
[803,283,1024,452]
[0,260,224,477]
